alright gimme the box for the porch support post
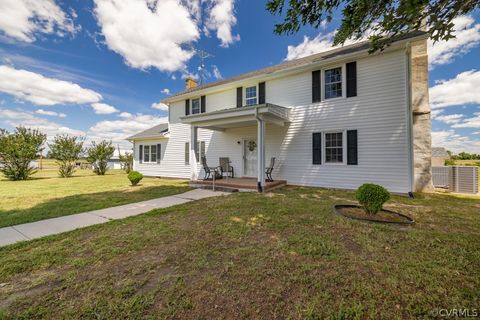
[257,118,266,192]
[190,125,198,180]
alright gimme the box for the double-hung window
[245,86,257,106]
[191,98,200,114]
[143,145,157,163]
[324,67,342,99]
[325,132,343,163]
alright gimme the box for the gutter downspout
[255,106,265,192]
[405,42,415,197]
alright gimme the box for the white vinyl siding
[137,48,410,192]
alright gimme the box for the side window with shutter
[139,144,143,164]
[312,70,321,103]
[185,142,189,165]
[347,130,358,165]
[346,62,357,97]
[201,95,206,113]
[157,144,161,164]
[236,87,243,107]
[185,99,190,115]
[312,133,322,164]
[258,82,266,104]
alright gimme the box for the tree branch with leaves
[266,0,480,50]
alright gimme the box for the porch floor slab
[191,177,287,191]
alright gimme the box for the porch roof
[180,103,290,130]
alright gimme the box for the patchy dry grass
[0,186,479,319]
[0,170,190,227]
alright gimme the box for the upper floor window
[325,132,343,163]
[245,86,257,106]
[191,98,200,114]
[325,67,342,99]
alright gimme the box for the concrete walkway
[0,189,227,247]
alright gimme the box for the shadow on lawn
[0,185,190,228]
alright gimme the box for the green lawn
[0,169,190,228]
[0,187,478,319]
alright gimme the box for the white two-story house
[127,32,433,194]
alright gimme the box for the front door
[243,139,257,177]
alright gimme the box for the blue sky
[0,0,479,153]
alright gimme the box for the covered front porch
[181,104,291,192]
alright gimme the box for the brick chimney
[185,77,197,90]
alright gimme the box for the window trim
[142,144,160,164]
[244,85,258,106]
[323,65,345,100]
[323,130,346,165]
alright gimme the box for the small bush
[355,183,390,214]
[444,159,455,166]
[128,171,143,186]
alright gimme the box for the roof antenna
[183,44,214,85]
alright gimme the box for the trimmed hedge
[128,171,144,186]
[355,183,390,214]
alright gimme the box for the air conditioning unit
[449,166,479,194]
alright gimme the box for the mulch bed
[334,204,414,225]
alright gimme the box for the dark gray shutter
[347,130,358,165]
[236,87,243,107]
[201,95,206,113]
[346,62,357,97]
[185,99,190,115]
[312,70,321,103]
[312,133,322,164]
[156,144,161,164]
[200,141,205,159]
[139,145,143,164]
[185,142,189,165]
[258,82,266,104]
[195,141,200,162]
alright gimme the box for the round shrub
[355,183,390,214]
[128,171,143,186]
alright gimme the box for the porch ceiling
[180,103,290,130]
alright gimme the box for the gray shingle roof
[432,147,449,157]
[126,123,169,141]
[163,31,427,103]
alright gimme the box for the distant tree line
[0,126,133,181]
[447,151,480,160]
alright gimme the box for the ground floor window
[143,144,158,163]
[325,132,343,163]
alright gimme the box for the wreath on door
[247,140,257,152]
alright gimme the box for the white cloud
[285,32,336,61]
[88,113,168,147]
[452,112,480,129]
[90,102,119,114]
[204,0,239,47]
[434,113,464,124]
[0,65,102,106]
[432,129,480,154]
[0,0,78,42]
[93,0,199,72]
[118,112,132,118]
[428,15,480,67]
[0,108,84,139]
[35,109,66,118]
[161,88,171,95]
[151,102,169,111]
[430,70,480,109]
[212,65,222,79]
